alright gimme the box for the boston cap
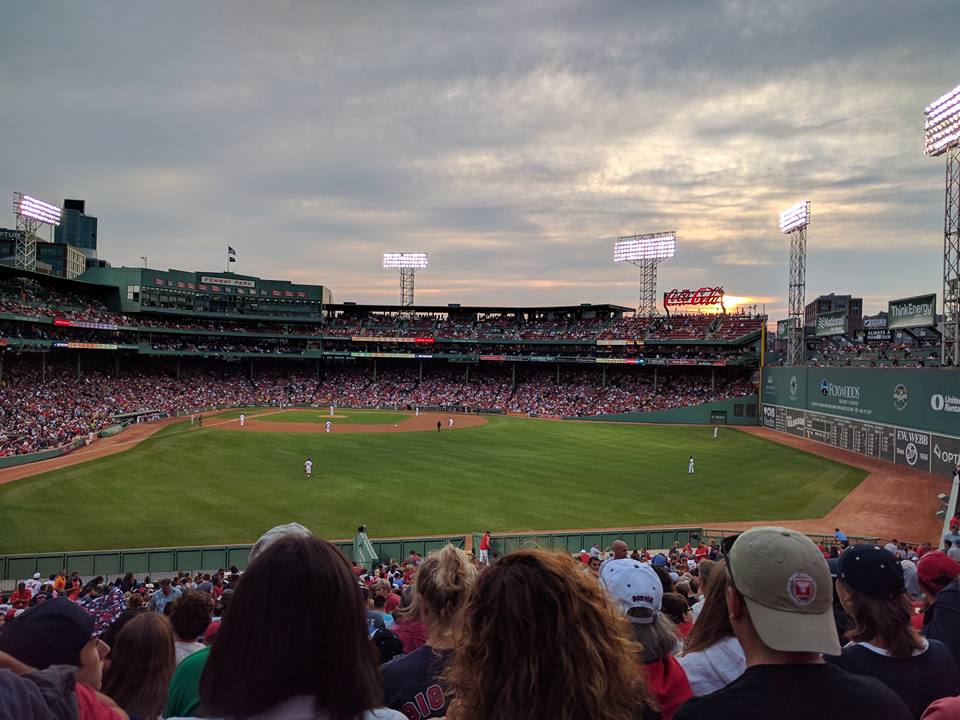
[600,559,663,624]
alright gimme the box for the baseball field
[0,408,870,554]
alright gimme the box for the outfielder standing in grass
[688,456,695,475]
[304,457,313,479]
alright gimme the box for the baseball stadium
[0,240,956,564]
[3,7,960,719]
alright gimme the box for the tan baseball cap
[728,526,840,655]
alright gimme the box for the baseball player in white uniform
[304,457,313,478]
[325,420,332,433]
[688,456,695,474]
[448,418,454,430]
[713,426,717,438]
[240,413,246,427]
[329,405,335,417]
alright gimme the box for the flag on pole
[228,246,237,263]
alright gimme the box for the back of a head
[199,535,380,720]
[169,590,213,640]
[414,544,477,630]
[697,559,716,590]
[445,550,651,720]
[683,563,734,655]
[102,612,175,720]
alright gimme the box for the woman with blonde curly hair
[444,550,657,720]
[381,544,477,719]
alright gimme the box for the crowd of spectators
[1,278,765,343]
[0,358,755,455]
[4,523,960,719]
[809,340,941,369]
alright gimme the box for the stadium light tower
[780,201,811,367]
[613,231,676,316]
[383,253,429,309]
[925,82,960,367]
[12,193,61,272]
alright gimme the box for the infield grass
[0,416,867,554]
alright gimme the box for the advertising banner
[761,368,807,410]
[931,434,960,477]
[888,294,936,330]
[776,319,791,340]
[894,427,932,472]
[814,310,847,337]
[784,408,807,437]
[762,367,960,475]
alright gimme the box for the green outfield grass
[0,417,867,554]
[256,409,410,425]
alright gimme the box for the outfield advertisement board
[888,294,937,330]
[762,367,960,477]
[776,320,791,340]
[814,310,847,337]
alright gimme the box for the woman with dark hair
[169,534,403,720]
[101,612,176,720]
[678,564,746,696]
[444,550,657,720]
[826,545,959,718]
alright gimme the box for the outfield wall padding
[761,367,960,477]
[0,535,466,583]
[471,528,703,559]
[570,395,758,425]
[0,447,62,470]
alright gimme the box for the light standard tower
[613,231,677,316]
[924,83,960,367]
[13,193,62,272]
[779,201,811,367]
[382,253,429,309]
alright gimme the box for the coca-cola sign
[663,286,725,310]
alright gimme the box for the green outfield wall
[0,535,466,583]
[570,394,758,425]
[0,530,703,582]
[761,367,960,477]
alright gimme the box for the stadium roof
[326,302,634,314]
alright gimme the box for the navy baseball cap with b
[0,598,94,668]
[728,526,841,655]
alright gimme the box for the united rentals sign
[814,310,847,337]
[663,286,725,312]
[888,294,936,330]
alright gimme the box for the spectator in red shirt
[478,531,491,566]
[10,583,31,610]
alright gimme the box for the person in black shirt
[826,544,959,718]
[676,527,912,720]
[381,545,477,719]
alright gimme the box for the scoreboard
[761,404,960,475]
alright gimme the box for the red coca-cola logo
[663,286,725,308]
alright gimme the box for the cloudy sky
[1,1,956,317]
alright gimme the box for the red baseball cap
[917,551,960,595]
